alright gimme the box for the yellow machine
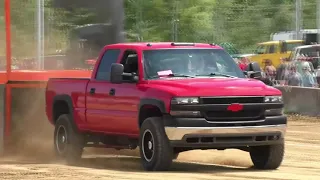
[248,40,304,68]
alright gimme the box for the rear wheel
[250,142,284,170]
[54,114,84,165]
[139,117,173,171]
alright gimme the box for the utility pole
[36,0,44,70]
[37,0,41,70]
[41,0,45,69]
[172,0,179,42]
[295,0,302,40]
[138,0,143,41]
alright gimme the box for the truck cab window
[267,45,276,53]
[255,45,267,54]
[96,49,121,80]
[120,50,139,81]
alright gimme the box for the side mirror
[122,72,139,83]
[110,63,124,84]
[248,62,261,72]
[244,62,262,78]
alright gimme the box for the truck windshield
[143,49,245,79]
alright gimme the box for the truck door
[266,43,281,67]
[86,48,121,132]
[106,49,142,135]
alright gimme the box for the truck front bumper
[164,116,286,148]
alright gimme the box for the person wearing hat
[301,61,315,87]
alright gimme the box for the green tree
[3,0,320,56]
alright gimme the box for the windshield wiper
[148,73,195,79]
[167,73,195,78]
[195,72,236,78]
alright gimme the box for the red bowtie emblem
[227,103,243,112]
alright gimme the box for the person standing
[301,62,316,87]
[275,57,289,82]
[286,65,302,86]
[264,59,276,81]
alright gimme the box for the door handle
[90,88,96,94]
[109,88,115,96]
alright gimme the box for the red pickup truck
[46,42,286,171]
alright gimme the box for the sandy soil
[0,116,319,180]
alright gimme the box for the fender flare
[138,98,167,126]
[52,94,76,126]
[139,98,167,113]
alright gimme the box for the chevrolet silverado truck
[46,42,287,171]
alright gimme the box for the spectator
[286,65,302,86]
[238,57,249,71]
[264,59,276,81]
[301,62,316,87]
[275,57,289,81]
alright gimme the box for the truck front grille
[201,97,264,104]
[204,110,264,122]
[200,96,265,123]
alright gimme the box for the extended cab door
[86,48,121,132]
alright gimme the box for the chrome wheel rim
[55,125,68,154]
[142,129,155,162]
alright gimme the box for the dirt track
[1,118,320,180]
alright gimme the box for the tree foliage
[0,0,318,57]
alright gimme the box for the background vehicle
[248,40,304,68]
[46,42,287,171]
[289,44,320,74]
[271,29,318,45]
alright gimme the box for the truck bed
[46,78,90,124]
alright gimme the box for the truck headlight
[264,96,283,103]
[171,97,199,105]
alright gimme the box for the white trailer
[270,29,318,44]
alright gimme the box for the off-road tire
[250,142,284,170]
[139,117,174,171]
[54,114,84,165]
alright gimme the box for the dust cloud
[4,88,55,162]
[3,87,139,164]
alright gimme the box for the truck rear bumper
[165,124,286,148]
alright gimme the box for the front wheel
[250,142,285,170]
[139,117,173,171]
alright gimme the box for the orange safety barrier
[2,0,92,151]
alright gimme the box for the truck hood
[147,77,281,97]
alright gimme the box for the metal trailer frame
[1,0,91,154]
